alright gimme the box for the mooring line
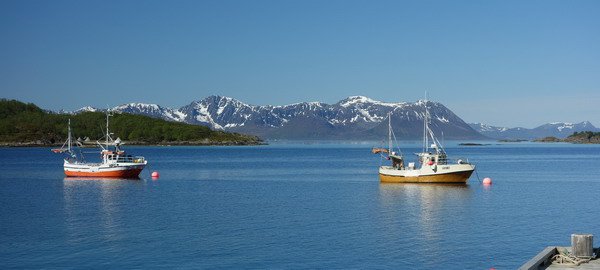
[474,167,482,184]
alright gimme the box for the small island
[458,143,491,146]
[533,136,562,143]
[498,139,528,142]
[533,131,600,144]
[0,99,264,146]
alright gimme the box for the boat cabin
[417,152,448,166]
[390,154,404,169]
[101,150,145,164]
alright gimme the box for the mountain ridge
[62,95,487,140]
[469,121,599,139]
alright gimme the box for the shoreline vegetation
[0,99,264,147]
[534,131,600,144]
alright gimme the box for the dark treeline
[0,99,262,145]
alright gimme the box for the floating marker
[151,171,160,178]
[482,177,492,185]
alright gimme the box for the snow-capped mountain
[469,121,599,139]
[64,103,185,121]
[67,96,485,140]
[535,121,595,133]
[57,106,99,114]
[175,95,483,139]
[112,103,186,122]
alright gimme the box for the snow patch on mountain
[193,102,224,130]
[339,96,407,108]
[436,116,449,123]
[71,106,99,114]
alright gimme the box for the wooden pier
[520,234,598,270]
[520,246,600,269]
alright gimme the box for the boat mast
[388,112,392,154]
[106,110,110,145]
[67,119,72,154]
[421,95,446,156]
[422,94,429,153]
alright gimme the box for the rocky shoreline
[0,140,267,147]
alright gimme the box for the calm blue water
[1,142,599,269]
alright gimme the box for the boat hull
[64,160,146,178]
[379,164,475,183]
[64,168,144,178]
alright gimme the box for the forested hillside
[0,99,262,146]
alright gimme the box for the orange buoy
[482,177,492,185]
[151,171,160,178]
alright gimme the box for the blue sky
[1,0,598,127]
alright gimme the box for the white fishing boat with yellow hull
[379,162,475,183]
[375,98,475,183]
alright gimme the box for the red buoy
[427,161,434,165]
[482,177,492,185]
[151,171,160,178]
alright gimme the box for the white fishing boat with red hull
[53,112,147,178]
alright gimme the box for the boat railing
[450,157,470,164]
[436,157,470,165]
[66,160,102,166]
[114,156,146,163]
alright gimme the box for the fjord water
[1,143,599,269]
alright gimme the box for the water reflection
[378,183,472,261]
[63,178,142,245]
